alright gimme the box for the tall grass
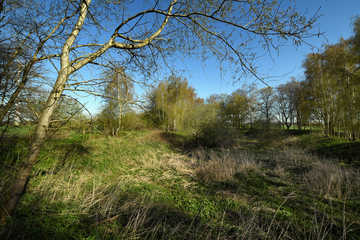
[1,130,360,239]
[192,148,262,183]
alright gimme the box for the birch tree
[0,0,321,223]
[146,75,202,131]
[98,66,134,135]
[302,40,359,138]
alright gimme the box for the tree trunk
[0,0,91,223]
[0,70,68,223]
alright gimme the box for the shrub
[96,109,145,135]
[180,105,242,148]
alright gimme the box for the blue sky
[73,0,360,114]
[187,0,360,97]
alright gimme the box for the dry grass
[271,146,318,167]
[192,148,262,183]
[302,160,360,199]
[266,146,360,199]
[255,130,300,148]
[2,131,360,239]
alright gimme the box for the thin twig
[90,214,122,227]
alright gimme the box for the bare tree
[258,86,275,130]
[0,0,77,124]
[242,83,258,129]
[275,81,296,129]
[0,0,321,223]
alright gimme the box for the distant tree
[146,75,203,131]
[222,89,249,129]
[205,94,221,115]
[242,83,258,129]
[275,78,303,130]
[98,66,134,135]
[181,104,240,148]
[258,86,275,130]
[275,85,294,130]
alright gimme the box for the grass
[1,128,360,239]
[295,131,360,166]
[0,125,35,137]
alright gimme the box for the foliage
[274,78,305,130]
[0,0,323,224]
[0,0,53,124]
[181,105,241,148]
[1,86,85,133]
[97,109,144,134]
[97,65,135,135]
[0,47,46,126]
[302,18,360,139]
[145,74,203,131]
[221,89,249,129]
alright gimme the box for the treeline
[141,17,360,140]
[143,75,298,132]
[302,18,360,139]
[3,14,358,141]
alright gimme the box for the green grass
[1,129,360,239]
[0,124,35,137]
[295,131,360,166]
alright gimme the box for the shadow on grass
[0,134,92,171]
[157,131,183,147]
[0,200,89,240]
[0,135,31,166]
[156,129,243,151]
[317,141,360,165]
[148,131,188,152]
[2,130,360,239]
[0,135,93,209]
[209,170,360,239]
[0,196,197,240]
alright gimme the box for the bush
[96,109,145,135]
[121,111,145,130]
[181,105,242,148]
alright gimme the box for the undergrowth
[1,130,360,239]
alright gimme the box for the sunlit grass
[1,129,359,239]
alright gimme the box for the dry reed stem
[193,148,262,183]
